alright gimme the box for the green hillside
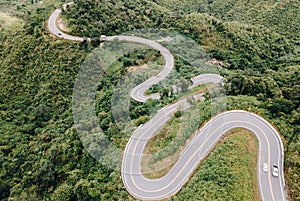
[0,0,299,200]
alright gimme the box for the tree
[34,104,50,127]
[159,87,170,98]
[268,98,295,116]
[91,38,100,47]
[80,38,89,49]
[174,110,182,118]
[178,78,190,92]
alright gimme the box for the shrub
[134,115,150,126]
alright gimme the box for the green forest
[0,0,299,200]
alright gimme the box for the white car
[272,165,279,177]
[263,163,268,173]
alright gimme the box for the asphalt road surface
[122,110,287,201]
[48,7,288,201]
[48,9,84,41]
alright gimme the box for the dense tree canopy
[0,0,299,200]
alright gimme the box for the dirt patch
[127,63,149,72]
[57,17,71,33]
[156,36,172,42]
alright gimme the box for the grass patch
[0,12,23,32]
[141,106,202,178]
[142,120,260,200]
[173,128,260,200]
[164,128,260,200]
[179,83,214,101]
[141,117,181,178]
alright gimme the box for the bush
[174,110,182,118]
[134,115,150,126]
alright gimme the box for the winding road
[48,7,288,201]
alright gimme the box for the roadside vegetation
[142,106,202,179]
[173,129,260,201]
[0,0,299,200]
